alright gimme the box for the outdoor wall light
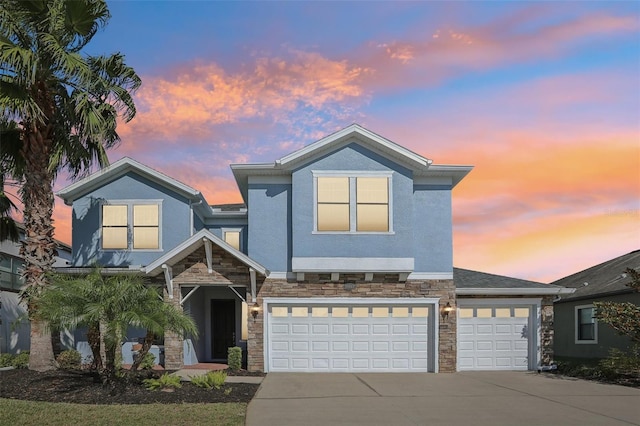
[251,302,260,320]
[441,302,452,320]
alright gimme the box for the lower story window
[576,305,596,343]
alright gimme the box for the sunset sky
[47,1,639,283]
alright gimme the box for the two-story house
[56,124,570,372]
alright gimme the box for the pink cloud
[357,10,638,92]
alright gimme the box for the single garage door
[457,304,534,371]
[265,300,436,372]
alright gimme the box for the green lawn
[0,399,247,426]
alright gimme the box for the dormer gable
[56,157,213,219]
[231,124,473,202]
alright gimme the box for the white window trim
[575,304,598,344]
[312,170,394,234]
[221,227,243,251]
[100,199,163,252]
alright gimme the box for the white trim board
[292,257,414,273]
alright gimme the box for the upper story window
[314,171,393,233]
[575,305,597,344]
[101,201,161,250]
[223,229,242,251]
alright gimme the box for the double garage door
[457,301,536,371]
[265,299,437,372]
[263,298,538,372]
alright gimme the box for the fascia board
[275,124,432,170]
[144,229,269,277]
[415,165,474,188]
[456,287,576,296]
[56,157,203,205]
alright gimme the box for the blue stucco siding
[247,183,291,272]
[291,141,415,260]
[70,172,192,267]
[413,184,453,273]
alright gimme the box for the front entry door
[211,300,236,360]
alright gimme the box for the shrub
[139,352,156,370]
[190,370,227,389]
[56,350,81,370]
[0,353,14,368]
[599,346,640,375]
[227,346,242,371]
[143,373,182,391]
[12,352,29,369]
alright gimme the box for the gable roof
[454,267,573,296]
[231,124,474,202]
[144,229,269,277]
[551,250,640,303]
[56,157,214,219]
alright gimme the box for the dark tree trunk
[131,330,155,371]
[21,111,56,371]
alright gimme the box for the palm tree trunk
[131,330,154,371]
[21,117,56,371]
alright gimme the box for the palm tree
[0,0,140,370]
[37,268,198,381]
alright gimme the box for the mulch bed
[0,369,261,404]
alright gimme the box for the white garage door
[266,301,435,372]
[457,304,533,371]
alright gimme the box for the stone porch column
[164,284,184,370]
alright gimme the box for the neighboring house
[552,250,640,359]
[56,124,571,372]
[0,225,71,354]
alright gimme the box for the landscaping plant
[227,347,242,371]
[190,370,227,390]
[0,353,14,368]
[56,349,81,370]
[143,373,182,391]
[12,352,29,369]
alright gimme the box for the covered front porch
[144,229,268,369]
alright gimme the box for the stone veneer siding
[248,275,456,373]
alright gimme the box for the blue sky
[52,1,640,282]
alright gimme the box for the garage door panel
[352,324,369,334]
[312,324,329,334]
[291,341,309,351]
[352,341,369,351]
[393,341,409,351]
[291,358,309,369]
[476,324,493,334]
[495,341,511,351]
[311,341,329,352]
[458,324,474,335]
[332,324,349,334]
[477,341,493,351]
[271,324,289,334]
[268,302,433,372]
[332,341,349,351]
[372,341,389,352]
[495,324,512,334]
[373,324,389,334]
[292,324,309,334]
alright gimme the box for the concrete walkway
[173,368,263,384]
[247,372,640,426]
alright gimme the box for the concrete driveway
[246,372,640,426]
